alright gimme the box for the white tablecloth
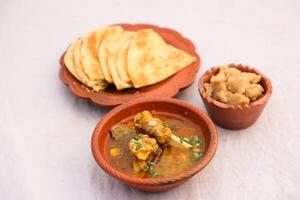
[1,0,299,199]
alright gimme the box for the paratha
[73,38,94,88]
[64,39,93,88]
[64,40,78,80]
[98,26,124,83]
[127,29,196,88]
[108,31,134,90]
[115,34,133,85]
[64,26,196,92]
[80,28,108,91]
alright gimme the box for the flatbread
[65,26,196,91]
[115,34,133,84]
[108,31,134,90]
[64,39,92,88]
[64,40,78,80]
[80,28,108,91]
[127,29,196,88]
[73,38,94,88]
[98,26,124,83]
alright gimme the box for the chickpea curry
[108,110,205,178]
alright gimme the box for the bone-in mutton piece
[134,111,194,149]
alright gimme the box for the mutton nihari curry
[108,110,205,178]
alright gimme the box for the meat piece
[128,134,159,160]
[110,123,137,140]
[134,111,171,144]
[132,159,148,174]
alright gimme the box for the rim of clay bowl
[91,97,218,186]
[198,63,273,110]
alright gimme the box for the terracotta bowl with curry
[91,97,218,192]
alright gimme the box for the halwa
[204,65,264,105]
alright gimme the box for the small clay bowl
[198,63,272,130]
[91,97,218,192]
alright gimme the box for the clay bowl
[198,63,272,130]
[60,23,201,106]
[91,97,218,192]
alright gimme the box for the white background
[0,0,299,199]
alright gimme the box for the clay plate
[91,97,218,192]
[198,63,273,130]
[60,24,201,106]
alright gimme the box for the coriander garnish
[192,152,203,161]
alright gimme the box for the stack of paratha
[64,26,196,91]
